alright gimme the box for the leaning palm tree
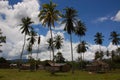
[54,35,64,52]
[62,7,78,74]
[19,17,33,71]
[109,31,120,49]
[38,1,60,63]
[75,20,86,42]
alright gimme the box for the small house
[86,60,109,73]
[45,62,71,72]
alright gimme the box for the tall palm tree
[47,38,53,61]
[75,20,86,42]
[54,35,63,52]
[62,7,78,74]
[0,29,6,52]
[27,28,37,57]
[76,41,87,69]
[36,35,41,60]
[19,17,33,71]
[110,31,120,48]
[38,1,60,63]
[94,32,104,60]
[76,41,87,61]
[27,43,32,59]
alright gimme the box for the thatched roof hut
[86,60,109,73]
[45,62,71,72]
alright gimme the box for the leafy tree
[62,7,78,74]
[0,57,7,63]
[54,52,65,63]
[0,29,6,52]
[38,1,60,64]
[54,35,63,52]
[19,17,33,71]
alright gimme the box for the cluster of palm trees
[19,1,120,74]
[94,31,120,60]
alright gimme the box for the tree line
[0,0,120,74]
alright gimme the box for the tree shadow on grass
[49,73,68,77]
[0,76,4,79]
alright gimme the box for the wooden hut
[86,60,109,73]
[45,62,71,72]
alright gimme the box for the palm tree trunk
[49,26,55,74]
[70,34,74,74]
[49,26,54,62]
[35,44,40,71]
[19,34,26,71]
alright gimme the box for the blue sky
[8,0,120,46]
[0,0,120,60]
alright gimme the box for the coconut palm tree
[27,43,32,59]
[76,41,87,69]
[0,29,6,52]
[76,41,87,61]
[109,31,120,49]
[27,28,37,57]
[62,7,78,74]
[94,32,104,60]
[75,20,86,42]
[54,35,63,52]
[36,35,41,60]
[19,17,33,71]
[47,38,54,61]
[38,1,60,63]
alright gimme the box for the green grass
[0,69,120,80]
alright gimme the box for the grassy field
[0,69,120,80]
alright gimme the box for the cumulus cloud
[111,10,120,22]
[0,0,119,61]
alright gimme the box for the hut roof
[92,60,109,66]
[48,62,66,67]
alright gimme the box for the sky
[0,0,120,61]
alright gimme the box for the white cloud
[0,0,119,61]
[111,10,120,22]
[95,16,109,22]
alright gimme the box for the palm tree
[27,28,37,57]
[19,17,33,71]
[36,35,41,60]
[54,35,64,52]
[62,7,78,74]
[38,1,60,63]
[0,29,6,52]
[27,43,32,59]
[47,38,54,61]
[75,20,86,42]
[27,28,37,71]
[110,31,120,49]
[94,32,104,60]
[76,41,87,69]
